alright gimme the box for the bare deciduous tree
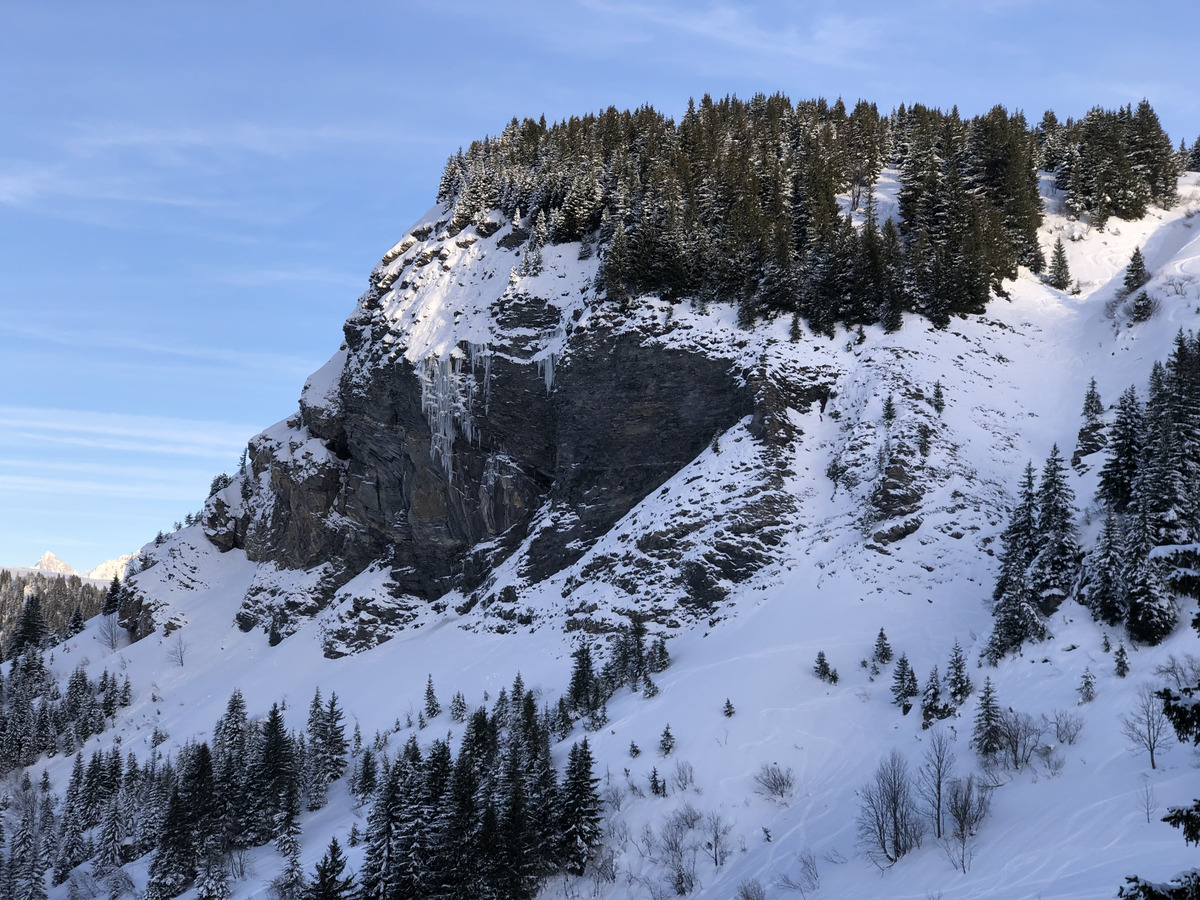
[97,613,121,651]
[1121,683,1173,770]
[701,810,732,867]
[672,759,695,792]
[942,774,991,873]
[1154,654,1200,691]
[659,812,701,895]
[857,749,923,868]
[775,848,820,895]
[169,633,187,667]
[1052,709,1084,745]
[1137,774,1159,824]
[917,727,957,839]
[997,709,1048,771]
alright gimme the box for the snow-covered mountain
[13,165,1200,900]
[84,553,135,583]
[30,550,75,576]
[18,551,134,582]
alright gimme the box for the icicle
[535,325,566,394]
[419,351,478,481]
[467,341,493,414]
[537,354,557,394]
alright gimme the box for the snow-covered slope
[20,172,1200,899]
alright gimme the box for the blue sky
[2,1,1197,572]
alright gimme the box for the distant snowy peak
[30,551,75,576]
[85,553,136,582]
[23,550,134,581]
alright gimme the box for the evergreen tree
[1074,377,1107,465]
[306,837,356,900]
[247,702,296,846]
[1029,444,1079,615]
[102,576,123,616]
[448,691,468,722]
[873,627,894,664]
[946,640,973,705]
[1047,238,1071,290]
[599,221,630,308]
[1115,642,1130,677]
[992,460,1039,607]
[1077,667,1096,703]
[560,739,602,876]
[972,677,1003,759]
[878,218,907,332]
[360,763,402,900]
[1098,386,1144,512]
[921,665,951,725]
[521,210,547,276]
[891,653,919,711]
[1080,510,1129,626]
[1123,246,1150,296]
[658,724,675,756]
[566,644,597,718]
[146,788,195,899]
[722,698,735,717]
[423,675,442,719]
[92,797,124,876]
[1126,557,1177,645]
[813,651,833,681]
[66,604,85,637]
[986,584,1047,664]
[9,595,46,659]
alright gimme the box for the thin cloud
[0,322,322,378]
[578,1,888,69]
[0,473,205,502]
[213,265,363,289]
[67,121,451,161]
[0,455,218,483]
[0,406,258,460]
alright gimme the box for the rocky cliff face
[193,196,1032,658]
[200,208,845,653]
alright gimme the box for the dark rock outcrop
[204,306,767,643]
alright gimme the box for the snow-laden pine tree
[891,653,919,711]
[307,837,356,900]
[1098,386,1144,513]
[1126,557,1177,645]
[1048,238,1072,290]
[873,627,893,664]
[946,640,973,705]
[921,665,951,725]
[992,461,1039,606]
[560,739,602,876]
[1075,378,1107,465]
[987,461,1049,661]
[972,678,1003,760]
[1123,246,1150,296]
[1029,444,1079,615]
[1079,510,1130,627]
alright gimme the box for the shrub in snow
[754,762,796,803]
